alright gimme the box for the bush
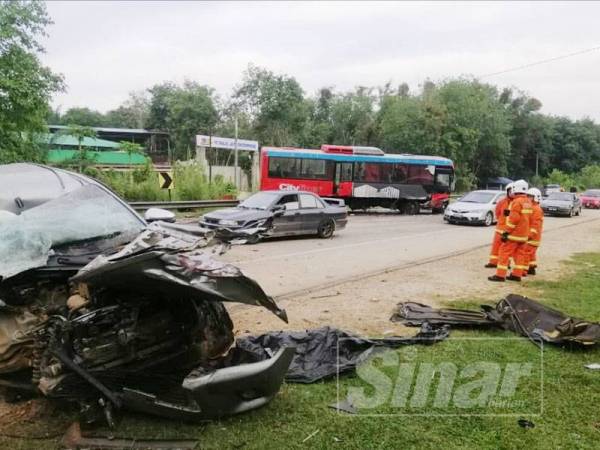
[88,161,238,202]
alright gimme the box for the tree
[119,141,143,166]
[105,91,150,128]
[233,64,308,146]
[0,1,63,163]
[61,124,97,171]
[146,81,218,159]
[328,87,377,146]
[59,107,106,127]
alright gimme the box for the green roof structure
[38,133,121,149]
[47,150,147,165]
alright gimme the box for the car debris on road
[391,294,600,346]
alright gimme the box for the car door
[298,193,326,233]
[272,194,301,235]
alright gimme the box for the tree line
[3,2,600,190]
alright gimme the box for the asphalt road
[222,209,600,298]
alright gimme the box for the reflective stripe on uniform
[513,264,529,270]
[507,235,528,242]
[497,265,508,270]
[530,228,538,234]
[505,220,517,229]
[527,240,540,246]
[489,255,498,259]
[521,209,533,214]
[495,228,503,234]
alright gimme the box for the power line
[478,45,600,79]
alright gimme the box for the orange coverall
[523,202,544,270]
[495,194,532,279]
[488,196,511,266]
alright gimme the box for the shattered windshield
[459,192,497,204]
[239,192,279,210]
[0,184,145,279]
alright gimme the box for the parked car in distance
[200,190,348,243]
[443,190,504,226]
[541,192,582,217]
[543,184,562,197]
[580,189,600,209]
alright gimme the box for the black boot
[484,263,497,268]
[506,274,522,282]
[528,267,536,275]
[488,275,505,282]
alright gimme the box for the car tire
[405,201,420,215]
[484,212,494,227]
[317,219,335,238]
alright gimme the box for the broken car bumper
[120,346,295,421]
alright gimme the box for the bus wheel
[317,219,335,238]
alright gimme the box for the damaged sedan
[200,190,347,243]
[0,163,293,425]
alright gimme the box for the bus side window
[341,163,353,182]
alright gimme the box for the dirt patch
[231,218,600,336]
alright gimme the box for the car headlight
[219,219,238,226]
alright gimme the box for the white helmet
[527,187,542,203]
[512,179,529,194]
[505,182,514,194]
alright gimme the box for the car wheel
[406,201,420,215]
[484,211,494,227]
[317,219,335,238]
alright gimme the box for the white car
[444,190,505,226]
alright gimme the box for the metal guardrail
[129,199,239,211]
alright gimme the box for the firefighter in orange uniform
[523,187,543,275]
[485,183,514,268]
[488,180,532,282]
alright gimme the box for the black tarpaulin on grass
[230,323,449,383]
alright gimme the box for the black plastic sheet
[231,324,449,383]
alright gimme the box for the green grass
[3,254,600,449]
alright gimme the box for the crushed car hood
[71,222,287,321]
[204,208,273,223]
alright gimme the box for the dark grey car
[541,192,582,217]
[201,190,348,243]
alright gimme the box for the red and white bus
[260,145,455,214]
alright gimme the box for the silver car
[444,190,504,226]
[541,192,582,217]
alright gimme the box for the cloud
[42,1,600,120]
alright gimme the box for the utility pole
[234,115,239,189]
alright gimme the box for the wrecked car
[0,163,293,425]
[200,190,347,243]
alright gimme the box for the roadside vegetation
[84,161,237,201]
[1,252,599,449]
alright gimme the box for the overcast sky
[42,1,600,120]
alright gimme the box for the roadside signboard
[196,135,259,152]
